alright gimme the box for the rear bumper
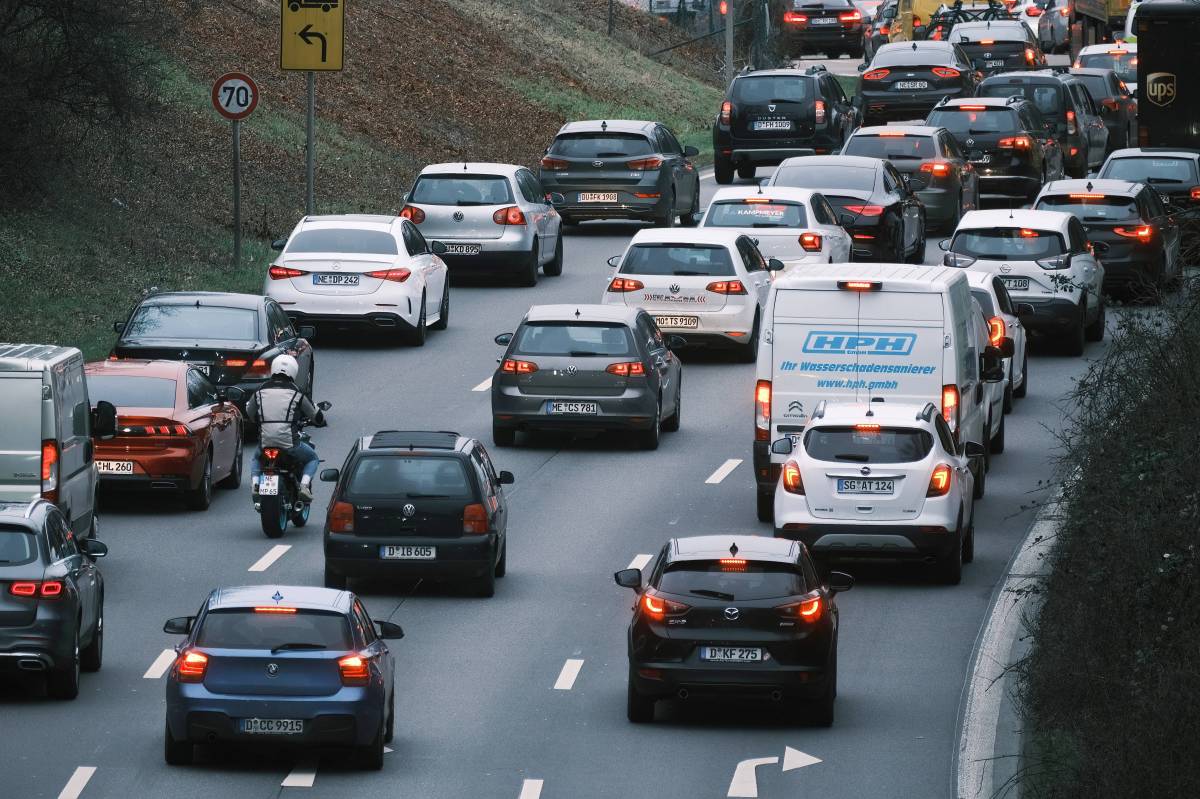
[774,521,959,560]
[0,615,76,671]
[166,685,383,746]
[94,445,202,489]
[601,297,757,339]
[1098,253,1161,288]
[283,310,419,333]
[272,287,421,330]
[916,186,960,222]
[781,26,863,51]
[98,474,192,491]
[439,250,531,273]
[1018,297,1080,332]
[631,659,831,701]
[325,532,496,579]
[492,389,658,432]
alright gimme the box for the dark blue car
[162,585,402,769]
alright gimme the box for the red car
[84,360,243,510]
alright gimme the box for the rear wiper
[593,152,627,158]
[406,493,449,498]
[1146,177,1184,184]
[567,350,604,357]
[886,154,922,160]
[270,642,327,654]
[750,223,788,228]
[967,129,996,135]
[1083,216,1112,222]
[690,589,736,601]
[833,453,871,462]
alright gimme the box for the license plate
[381,545,436,560]
[548,401,599,415]
[895,80,929,90]
[702,646,763,662]
[443,243,482,255]
[313,274,360,286]
[837,478,895,494]
[579,192,618,202]
[653,315,699,329]
[971,155,991,165]
[186,361,211,377]
[985,60,1005,68]
[1000,277,1030,291]
[810,16,838,23]
[752,120,792,131]
[259,474,279,496]
[240,718,303,735]
[96,460,134,475]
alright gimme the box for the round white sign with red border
[211,72,259,121]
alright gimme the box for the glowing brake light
[1019,228,1041,238]
[1066,109,1077,134]
[877,131,907,137]
[640,591,690,619]
[837,280,881,291]
[776,594,822,622]
[626,157,664,171]
[720,101,732,125]
[607,277,644,292]
[979,38,995,44]
[928,464,952,497]
[463,503,488,534]
[1059,6,1068,14]
[253,606,298,614]
[175,649,209,683]
[1068,193,1105,199]
[784,11,808,23]
[707,280,747,295]
[931,67,961,78]
[782,459,805,494]
[1026,5,1042,14]
[262,448,281,460]
[1190,187,1200,200]
[814,99,827,126]
[754,380,771,442]
[338,654,371,686]
[399,205,425,224]
[988,316,1005,347]
[329,501,354,533]
[839,10,861,21]
[501,359,538,374]
[606,361,646,376]
[366,268,412,282]
[942,384,960,435]
[41,440,58,504]
[842,205,884,216]
[854,424,881,432]
[920,162,951,176]
[268,265,304,280]
[959,105,987,111]
[9,580,63,598]
[799,232,822,252]
[1025,47,1036,64]
[1113,225,1153,241]
[998,136,1032,149]
[862,68,890,80]
[1107,49,1127,55]
[492,206,527,226]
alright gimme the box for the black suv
[0,499,108,699]
[321,431,514,597]
[713,66,860,184]
[926,96,1064,201]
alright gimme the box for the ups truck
[1135,0,1200,148]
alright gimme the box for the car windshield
[513,323,635,357]
[1036,194,1139,222]
[705,200,808,228]
[347,455,473,498]
[287,229,398,255]
[926,108,1018,134]
[731,76,810,104]
[84,375,176,409]
[549,133,653,159]
[1101,157,1200,186]
[0,526,37,566]
[1078,52,1137,83]
[804,426,933,463]
[658,561,806,601]
[971,289,996,316]
[873,48,955,67]
[773,165,876,192]
[843,134,936,160]
[124,305,259,342]
[951,227,1066,259]
[195,609,352,650]
[410,175,513,206]
[979,83,1064,119]
[621,244,737,276]
[1073,74,1112,99]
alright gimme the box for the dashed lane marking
[248,544,291,572]
[627,553,652,571]
[705,458,743,484]
[281,761,318,788]
[473,377,493,392]
[143,649,176,679]
[57,767,96,799]
[553,659,585,690]
[518,779,544,799]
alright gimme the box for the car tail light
[776,593,822,622]
[920,161,951,176]
[492,206,527,226]
[1108,49,1127,55]
[1025,47,1036,64]
[399,205,425,224]
[268,265,304,280]
[1114,225,1153,241]
[863,68,890,80]
[720,101,732,125]
[9,582,37,597]
[783,11,808,23]
[632,192,661,199]
[224,357,269,377]
[719,558,747,572]
[1068,193,1105,199]
[41,440,58,504]
[799,232,822,252]
[988,316,1006,347]
[1059,6,1068,14]
[754,380,771,442]
[540,156,569,171]
[607,277,644,292]
[838,280,882,291]
[366,268,412,282]
[707,280,747,295]
[879,23,891,35]
[626,157,664,171]
[463,503,488,534]
[931,67,961,78]
[928,464,953,497]
[998,136,1032,149]
[842,204,884,216]
[175,649,208,683]
[855,424,881,432]
[814,99,826,126]
[262,447,281,461]
[913,14,922,25]
[328,501,354,533]
[1026,5,1042,14]
[338,654,371,686]
[782,460,805,494]
[500,359,538,374]
[942,384,959,436]
[9,580,63,598]
[606,361,646,377]
[1066,109,1077,134]
[640,591,690,619]
[980,39,995,45]
[1191,187,1200,201]
[839,10,861,22]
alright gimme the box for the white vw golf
[700,186,853,269]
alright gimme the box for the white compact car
[965,269,1030,412]
[944,209,1105,356]
[699,187,853,269]
[601,228,781,361]
[1074,43,1138,95]
[266,214,450,346]
[771,401,979,584]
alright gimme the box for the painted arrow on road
[727,747,822,797]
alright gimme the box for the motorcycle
[253,400,331,538]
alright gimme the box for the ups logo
[1146,72,1177,107]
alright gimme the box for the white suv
[771,401,980,584]
[943,209,1105,356]
[699,187,853,268]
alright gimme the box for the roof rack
[368,431,460,450]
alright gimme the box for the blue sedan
[162,585,402,769]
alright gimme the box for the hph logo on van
[801,331,917,355]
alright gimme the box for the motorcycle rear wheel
[260,494,288,538]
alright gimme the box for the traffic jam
[1,0,1197,795]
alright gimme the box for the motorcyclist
[245,354,325,501]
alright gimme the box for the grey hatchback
[491,305,683,450]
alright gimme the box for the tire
[1085,298,1106,342]
[737,163,757,180]
[385,690,395,744]
[543,235,564,277]
[81,599,103,672]
[972,456,986,500]
[662,380,681,433]
[492,422,516,448]
[655,193,676,228]
[164,720,193,766]
[1003,380,1014,414]
[259,495,287,538]
[1063,299,1086,356]
[756,490,774,523]
[638,403,661,451]
[737,314,760,363]
[847,46,864,59]
[715,157,735,185]
[218,432,242,489]
[407,297,428,346]
[357,720,385,771]
[495,537,507,578]
[962,509,976,564]
[934,526,964,585]
[809,648,836,727]
[627,668,656,723]
[518,242,540,287]
[184,452,213,511]
[991,412,1006,454]
[430,282,450,329]
[475,563,496,598]
[324,564,347,590]
[680,192,702,227]
[1013,352,1028,398]
[47,625,80,700]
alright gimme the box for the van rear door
[0,375,43,503]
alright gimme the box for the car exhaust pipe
[677,688,689,700]
[17,658,45,671]
[770,690,783,702]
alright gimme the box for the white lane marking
[143,649,176,679]
[627,553,652,571]
[472,377,493,392]
[728,756,779,798]
[783,747,822,771]
[58,767,97,799]
[518,779,544,799]
[553,658,584,690]
[248,544,291,572]
[706,458,743,484]
[384,746,394,754]
[281,761,318,788]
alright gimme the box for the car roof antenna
[865,390,875,415]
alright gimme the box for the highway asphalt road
[0,167,1106,799]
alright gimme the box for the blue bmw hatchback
[162,585,402,769]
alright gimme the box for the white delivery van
[750,264,1008,522]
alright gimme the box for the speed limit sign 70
[212,72,259,120]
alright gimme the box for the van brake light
[941,384,960,436]
[837,280,881,291]
[754,380,771,441]
[41,440,58,504]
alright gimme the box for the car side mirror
[667,335,687,350]
[430,240,448,255]
[771,437,794,455]
[317,400,332,411]
[938,238,950,251]
[767,257,785,272]
[964,441,987,458]
[217,386,246,405]
[91,400,117,440]
[826,571,854,594]
[112,321,126,334]
[683,145,700,157]
[997,336,1015,358]
[857,62,868,72]
[495,332,513,346]
[164,616,194,635]
[547,192,566,206]
[79,538,107,559]
[606,255,622,268]
[271,237,288,251]
[839,213,856,227]
[376,620,405,639]
[320,468,340,482]
[614,568,642,589]
[298,325,316,340]
[1015,302,1035,319]
[498,470,516,485]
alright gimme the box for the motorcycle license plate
[259,474,279,496]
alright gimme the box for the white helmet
[271,354,299,381]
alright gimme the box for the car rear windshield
[1073,73,1112,100]
[347,455,473,498]
[951,227,1066,259]
[549,133,654,158]
[410,175,513,206]
[979,83,1064,119]
[513,323,635,357]
[1036,194,1139,222]
[843,134,936,160]
[0,526,37,566]
[773,165,876,192]
[971,289,996,316]
[872,48,956,67]
[125,305,259,342]
[658,561,806,601]
[1101,157,1200,186]
[621,244,736,276]
[926,107,1018,135]
[85,376,176,409]
[731,76,810,104]
[803,426,933,463]
[286,229,398,255]
[705,200,808,228]
[195,609,352,650]
[1078,52,1137,83]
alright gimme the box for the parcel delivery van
[750,264,1008,522]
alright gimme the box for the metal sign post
[725,0,735,84]
[211,72,260,266]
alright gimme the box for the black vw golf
[616,535,852,725]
